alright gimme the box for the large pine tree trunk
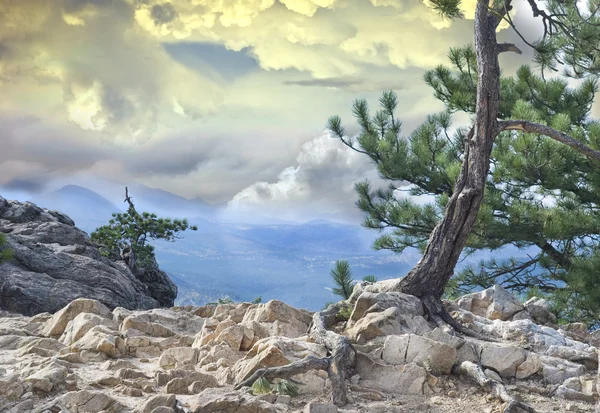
[361,0,501,320]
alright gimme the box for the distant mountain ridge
[1,183,411,310]
[32,185,121,234]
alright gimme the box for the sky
[0,0,555,223]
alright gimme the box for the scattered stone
[189,388,277,413]
[58,389,122,412]
[158,346,199,369]
[135,394,177,413]
[276,395,292,405]
[480,343,527,379]
[303,402,338,413]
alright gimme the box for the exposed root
[456,361,537,413]
[421,295,498,342]
[234,355,330,388]
[235,302,356,406]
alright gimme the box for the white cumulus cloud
[226,130,387,222]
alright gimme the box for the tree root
[235,303,356,406]
[456,361,537,413]
[418,294,499,342]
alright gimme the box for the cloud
[0,0,223,142]
[127,0,481,79]
[226,130,388,222]
[283,76,405,92]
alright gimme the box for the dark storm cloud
[284,77,365,88]
[151,3,178,25]
[3,179,47,194]
[283,76,406,92]
[0,114,257,197]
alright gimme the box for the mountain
[4,183,416,310]
[31,185,121,234]
[128,183,220,219]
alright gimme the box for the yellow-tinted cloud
[0,0,223,143]
[279,0,337,16]
[126,0,483,80]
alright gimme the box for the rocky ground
[0,285,598,413]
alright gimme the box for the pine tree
[0,233,13,264]
[91,187,197,269]
[327,0,600,327]
[330,260,355,300]
[238,0,600,407]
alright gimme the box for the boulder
[524,297,557,325]
[304,403,338,413]
[132,254,177,307]
[189,388,277,413]
[480,342,527,379]
[158,347,199,369]
[356,352,428,394]
[120,308,204,337]
[457,285,524,321]
[135,394,177,413]
[59,312,117,345]
[540,355,587,384]
[0,197,167,315]
[516,351,543,379]
[17,337,65,357]
[233,336,327,394]
[41,299,113,338]
[71,325,125,358]
[350,291,424,321]
[24,362,68,392]
[242,300,312,338]
[382,334,457,374]
[347,307,433,344]
[57,390,123,412]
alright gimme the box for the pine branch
[497,120,600,162]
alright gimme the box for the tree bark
[359,0,501,325]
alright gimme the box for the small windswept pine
[91,187,197,270]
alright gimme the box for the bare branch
[497,120,600,162]
[498,43,523,55]
[124,187,136,211]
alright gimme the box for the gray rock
[303,402,338,413]
[58,390,122,412]
[524,297,557,325]
[133,256,177,308]
[0,196,176,315]
[189,388,277,413]
[135,394,177,413]
[480,343,527,379]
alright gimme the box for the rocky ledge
[0,196,176,315]
[0,285,598,413]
